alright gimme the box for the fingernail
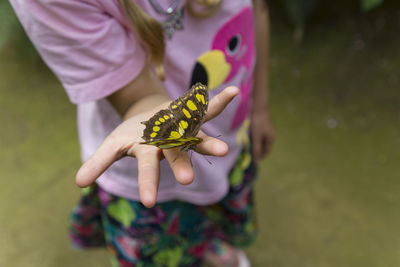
[227,86,240,95]
[215,142,229,156]
[142,191,155,207]
[178,168,194,185]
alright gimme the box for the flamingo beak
[190,50,231,90]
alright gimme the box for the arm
[251,0,275,162]
[75,64,240,207]
[107,64,169,119]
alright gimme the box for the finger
[261,136,269,160]
[163,149,194,185]
[266,128,276,154]
[136,149,161,208]
[76,136,126,188]
[261,127,275,158]
[195,131,229,156]
[251,130,262,162]
[205,86,240,122]
[263,135,274,157]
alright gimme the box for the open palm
[75,86,240,207]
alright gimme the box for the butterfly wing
[144,137,203,150]
[141,109,176,142]
[169,83,209,139]
[141,83,209,150]
[141,108,197,149]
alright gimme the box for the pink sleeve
[10,0,147,104]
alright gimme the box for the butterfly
[140,83,209,151]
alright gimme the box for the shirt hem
[96,172,230,206]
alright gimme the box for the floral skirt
[69,146,257,267]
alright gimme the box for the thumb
[75,137,125,187]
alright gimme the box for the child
[10,0,274,266]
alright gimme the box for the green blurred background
[1,1,399,266]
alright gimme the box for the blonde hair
[119,0,165,79]
[119,0,222,80]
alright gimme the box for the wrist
[251,100,270,114]
[252,86,269,111]
[123,93,170,120]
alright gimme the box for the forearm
[107,64,170,120]
[253,0,270,111]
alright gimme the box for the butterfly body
[141,83,209,151]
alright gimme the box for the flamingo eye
[227,34,241,56]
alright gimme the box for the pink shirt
[10,0,255,204]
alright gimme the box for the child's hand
[75,86,240,207]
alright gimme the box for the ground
[0,3,399,267]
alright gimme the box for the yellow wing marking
[186,100,197,111]
[196,93,205,104]
[170,131,181,138]
[178,120,188,136]
[179,120,188,129]
[182,108,191,118]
